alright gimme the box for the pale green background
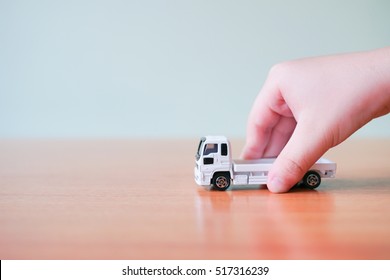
[1,0,389,138]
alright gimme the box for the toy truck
[194,136,336,191]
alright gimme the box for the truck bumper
[194,167,209,186]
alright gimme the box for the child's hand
[241,48,390,193]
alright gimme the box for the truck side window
[203,143,218,155]
[221,143,228,156]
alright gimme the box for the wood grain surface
[0,138,389,259]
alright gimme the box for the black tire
[302,170,321,189]
[211,172,231,191]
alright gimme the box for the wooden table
[0,138,389,259]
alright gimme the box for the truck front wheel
[302,170,321,189]
[212,173,231,191]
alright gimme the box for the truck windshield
[195,138,205,160]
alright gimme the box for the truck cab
[194,136,232,189]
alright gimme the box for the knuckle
[269,61,293,79]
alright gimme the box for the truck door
[203,143,218,162]
[201,143,218,173]
[202,142,230,171]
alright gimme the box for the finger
[267,119,331,193]
[241,83,282,160]
[262,116,296,158]
[241,107,279,159]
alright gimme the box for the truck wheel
[303,170,321,189]
[212,173,231,191]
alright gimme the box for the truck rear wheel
[303,170,321,189]
[212,173,231,191]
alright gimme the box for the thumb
[267,122,331,193]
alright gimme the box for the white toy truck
[194,136,336,191]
